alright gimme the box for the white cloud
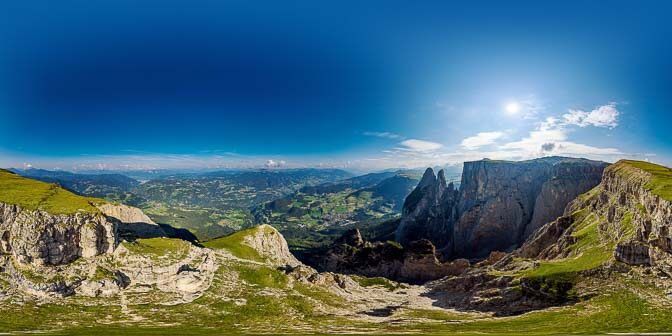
[461,132,504,150]
[264,159,286,168]
[363,131,403,139]
[399,139,443,152]
[563,103,620,128]
[500,116,622,158]
[372,100,628,169]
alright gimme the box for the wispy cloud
[461,131,505,150]
[398,139,443,152]
[363,131,403,140]
[563,103,620,128]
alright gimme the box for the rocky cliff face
[0,203,116,266]
[319,228,468,283]
[519,160,672,273]
[454,157,607,258]
[396,157,607,259]
[395,168,458,251]
[97,203,155,224]
[97,203,166,239]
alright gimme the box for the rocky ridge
[318,228,469,283]
[240,224,301,267]
[424,159,672,316]
[520,160,672,271]
[395,168,458,253]
[397,157,607,259]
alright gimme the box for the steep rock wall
[454,158,607,258]
[0,203,116,266]
[395,168,458,251]
[396,157,606,259]
[518,160,672,275]
[97,203,166,238]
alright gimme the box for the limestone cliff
[395,168,458,252]
[396,157,606,259]
[97,203,166,239]
[454,157,607,258]
[0,203,116,266]
[519,160,672,274]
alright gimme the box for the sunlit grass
[617,160,672,201]
[0,169,103,214]
[202,226,265,262]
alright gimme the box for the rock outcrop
[318,228,468,283]
[0,203,116,266]
[395,168,458,252]
[518,160,672,274]
[114,241,217,302]
[97,203,166,239]
[396,157,607,259]
[241,224,301,267]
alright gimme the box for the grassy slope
[0,169,102,214]
[523,207,614,282]
[202,226,265,262]
[1,232,672,334]
[618,160,672,201]
[522,160,671,282]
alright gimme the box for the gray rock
[319,229,468,284]
[97,203,166,239]
[0,203,116,266]
[395,168,458,253]
[517,160,672,272]
[396,157,606,259]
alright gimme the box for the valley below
[1,157,672,335]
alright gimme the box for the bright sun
[505,102,520,114]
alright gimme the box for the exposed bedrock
[396,157,607,259]
[0,203,116,266]
[518,160,672,275]
[319,228,468,284]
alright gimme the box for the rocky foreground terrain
[0,159,672,335]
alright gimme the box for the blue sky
[1,1,670,170]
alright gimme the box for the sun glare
[505,102,520,114]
